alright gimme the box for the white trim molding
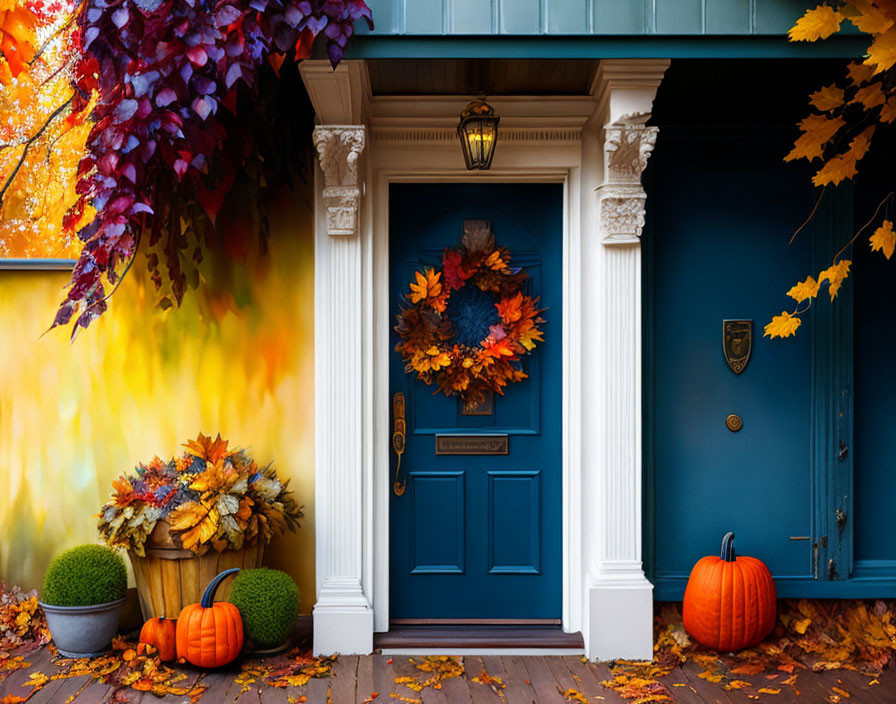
[302,58,669,660]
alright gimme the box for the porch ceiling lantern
[458,98,499,170]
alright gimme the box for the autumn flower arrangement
[395,227,545,405]
[98,433,301,556]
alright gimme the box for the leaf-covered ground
[1,586,895,703]
[605,600,896,703]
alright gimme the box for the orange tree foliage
[766,1,896,338]
[0,1,91,259]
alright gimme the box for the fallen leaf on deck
[395,656,463,692]
[389,694,421,703]
[559,687,588,703]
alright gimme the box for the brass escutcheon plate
[726,414,743,432]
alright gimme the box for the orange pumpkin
[176,568,243,667]
[683,532,777,652]
[139,617,177,661]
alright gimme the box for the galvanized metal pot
[40,597,127,658]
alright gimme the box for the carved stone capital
[599,114,659,246]
[313,126,366,237]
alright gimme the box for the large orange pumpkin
[139,617,176,661]
[176,568,243,667]
[682,532,777,652]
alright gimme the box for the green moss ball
[229,568,300,649]
[42,545,127,607]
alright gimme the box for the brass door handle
[393,393,406,496]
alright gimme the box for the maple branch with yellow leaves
[766,0,896,338]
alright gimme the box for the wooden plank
[306,664,332,704]
[34,675,93,704]
[0,647,54,700]
[825,668,887,704]
[500,655,537,704]
[260,685,289,704]
[329,655,358,704]
[657,664,705,704]
[518,657,564,704]
[68,679,114,704]
[356,655,376,704]
[196,670,235,703]
[479,656,528,704]
[463,656,501,704]
[545,656,580,698]
[561,656,627,704]
[679,661,737,704]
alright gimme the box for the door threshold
[378,647,585,656]
[374,624,584,655]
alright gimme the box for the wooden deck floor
[2,646,895,704]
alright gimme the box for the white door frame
[302,59,669,659]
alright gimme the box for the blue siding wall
[362,0,814,36]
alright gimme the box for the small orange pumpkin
[139,617,177,661]
[682,532,777,652]
[176,568,243,667]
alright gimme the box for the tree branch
[0,93,74,209]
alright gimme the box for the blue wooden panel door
[647,131,817,598]
[389,183,562,620]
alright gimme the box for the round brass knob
[726,414,743,432]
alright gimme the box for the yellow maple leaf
[728,680,752,690]
[758,688,782,695]
[870,219,895,259]
[880,96,896,122]
[810,84,846,111]
[847,61,876,86]
[819,259,852,299]
[764,312,802,339]
[866,27,896,73]
[794,617,812,634]
[787,275,820,303]
[846,0,895,35]
[166,501,208,531]
[812,126,875,186]
[852,82,885,109]
[789,5,844,42]
[409,268,442,304]
[785,114,845,162]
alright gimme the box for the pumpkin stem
[200,568,240,608]
[720,532,737,562]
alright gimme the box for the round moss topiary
[42,545,128,607]
[228,568,299,649]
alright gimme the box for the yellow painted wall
[0,190,316,611]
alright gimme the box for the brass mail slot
[435,434,509,456]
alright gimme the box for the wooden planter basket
[130,521,263,620]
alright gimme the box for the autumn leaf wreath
[394,229,545,406]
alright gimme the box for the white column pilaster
[583,59,668,661]
[311,124,372,655]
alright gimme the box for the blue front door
[389,183,562,620]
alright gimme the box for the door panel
[389,183,562,620]
[648,131,816,597]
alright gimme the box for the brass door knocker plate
[393,393,406,496]
[723,320,752,375]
